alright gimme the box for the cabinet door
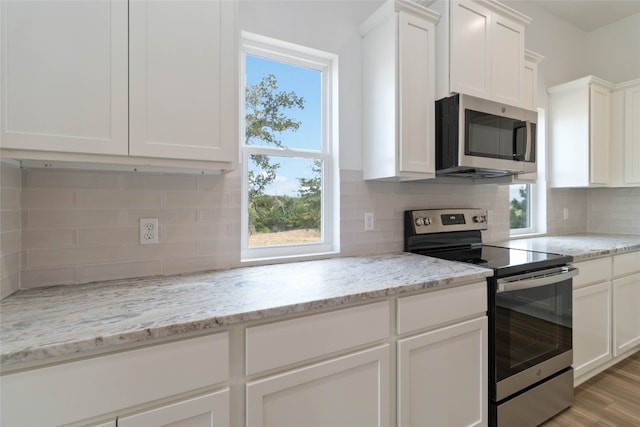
[490,14,524,107]
[119,389,229,427]
[613,273,640,356]
[397,317,487,427]
[0,0,128,155]
[450,1,491,99]
[573,281,612,378]
[398,12,435,175]
[590,84,611,185]
[624,84,640,184]
[129,0,236,162]
[246,345,390,427]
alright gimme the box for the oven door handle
[496,266,578,293]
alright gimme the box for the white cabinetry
[572,257,612,379]
[0,0,237,173]
[246,345,389,427]
[522,50,544,111]
[360,0,440,181]
[433,0,530,108]
[119,390,230,427]
[245,302,390,427]
[612,252,640,356]
[548,76,613,188]
[396,282,488,427]
[611,79,640,186]
[0,0,128,155]
[0,334,230,426]
[128,0,236,162]
[573,252,640,385]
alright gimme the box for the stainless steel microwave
[435,94,537,178]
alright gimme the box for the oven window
[495,279,572,381]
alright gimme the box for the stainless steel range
[404,208,577,427]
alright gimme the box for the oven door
[492,266,577,401]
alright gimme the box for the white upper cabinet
[548,76,613,188]
[129,0,236,162]
[622,81,640,185]
[522,50,544,111]
[1,0,237,172]
[360,0,440,181]
[550,76,640,188]
[433,0,530,108]
[0,0,128,155]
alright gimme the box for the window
[241,33,339,261]
[509,108,547,237]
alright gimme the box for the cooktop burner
[405,208,571,276]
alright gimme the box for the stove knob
[424,217,432,225]
[473,215,486,223]
[415,217,424,226]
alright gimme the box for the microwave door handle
[524,120,532,161]
[496,266,579,293]
[512,121,526,160]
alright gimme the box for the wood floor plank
[541,351,640,427]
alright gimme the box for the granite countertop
[496,233,640,262]
[0,253,493,371]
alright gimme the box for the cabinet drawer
[573,258,612,288]
[613,251,640,277]
[0,333,229,427]
[246,301,389,375]
[396,282,487,335]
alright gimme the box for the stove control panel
[406,208,488,234]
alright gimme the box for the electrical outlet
[563,208,569,221]
[140,218,159,244]
[364,212,375,231]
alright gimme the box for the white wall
[587,13,640,84]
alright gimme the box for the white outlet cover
[140,218,159,244]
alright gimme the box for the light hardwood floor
[541,351,640,426]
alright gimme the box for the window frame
[240,32,339,262]
[509,107,547,238]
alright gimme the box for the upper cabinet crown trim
[477,0,532,24]
[548,75,615,93]
[525,49,544,64]
[359,0,440,36]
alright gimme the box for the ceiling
[516,0,640,32]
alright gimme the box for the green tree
[297,159,322,230]
[510,185,529,229]
[245,74,305,199]
[245,73,305,235]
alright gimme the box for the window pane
[248,155,322,247]
[509,184,530,229]
[245,55,321,151]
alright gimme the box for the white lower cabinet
[572,252,640,385]
[573,280,612,377]
[0,333,230,426]
[119,389,230,427]
[397,317,487,427]
[246,345,390,427]
[613,272,640,356]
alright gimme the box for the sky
[245,54,323,197]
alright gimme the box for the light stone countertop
[495,233,640,262]
[0,253,493,370]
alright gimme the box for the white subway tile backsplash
[78,227,139,246]
[22,189,77,209]
[76,260,162,284]
[27,209,122,229]
[20,267,76,289]
[2,164,636,294]
[25,169,121,189]
[29,245,122,268]
[124,173,198,191]
[22,229,77,249]
[78,190,162,209]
